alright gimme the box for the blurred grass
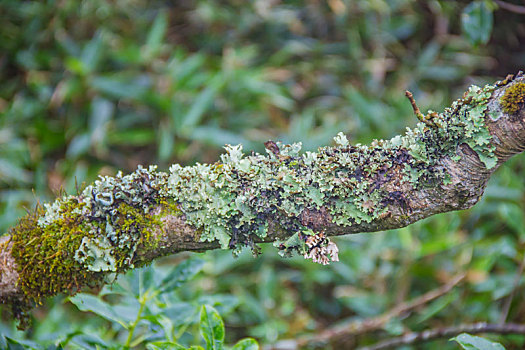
[1,0,524,348]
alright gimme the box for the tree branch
[1,72,524,327]
[494,0,525,15]
[296,273,465,347]
[357,322,525,350]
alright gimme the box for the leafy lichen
[274,229,339,265]
[8,80,501,322]
[163,82,498,254]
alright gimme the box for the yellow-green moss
[158,197,183,217]
[10,202,103,306]
[114,202,161,252]
[9,167,175,327]
[501,82,525,115]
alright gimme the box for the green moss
[501,82,525,115]
[158,197,183,216]
[73,202,161,272]
[10,165,171,326]
[10,201,104,307]
[116,202,161,249]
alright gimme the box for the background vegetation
[0,0,524,348]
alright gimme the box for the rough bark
[1,72,524,326]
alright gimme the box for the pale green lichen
[10,80,501,324]
[23,82,500,267]
[274,229,339,264]
[75,236,116,272]
[67,165,167,270]
[162,81,498,255]
[333,132,349,147]
[37,196,73,227]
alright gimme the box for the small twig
[357,322,525,350]
[405,91,424,119]
[499,252,525,324]
[405,91,435,127]
[494,0,525,15]
[297,273,465,347]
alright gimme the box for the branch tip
[405,90,428,124]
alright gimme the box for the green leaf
[190,126,253,150]
[133,263,157,297]
[0,158,31,184]
[4,336,41,350]
[90,76,150,100]
[67,333,110,348]
[162,302,197,327]
[197,295,239,315]
[200,305,225,350]
[231,338,259,350]
[158,258,205,293]
[108,129,156,146]
[461,1,493,46]
[144,11,168,59]
[66,133,91,158]
[146,341,187,350]
[451,333,506,350]
[179,75,225,134]
[81,32,104,73]
[89,97,113,153]
[89,97,113,132]
[68,293,128,326]
[159,119,174,161]
[498,203,525,239]
[65,57,87,76]
[416,290,458,323]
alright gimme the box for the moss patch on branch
[8,166,174,326]
[501,82,525,115]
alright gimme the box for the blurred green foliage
[452,333,505,350]
[0,0,524,349]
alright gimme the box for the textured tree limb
[0,72,524,326]
[357,322,525,350]
[296,273,465,347]
[494,0,525,15]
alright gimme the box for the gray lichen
[29,81,499,272]
[161,82,498,258]
[8,74,524,331]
